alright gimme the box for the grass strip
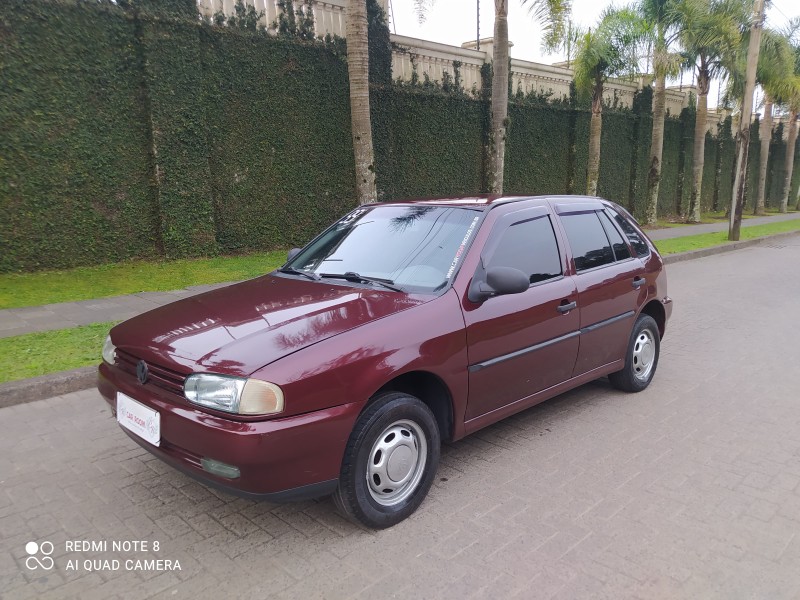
[655,219,800,255]
[1,216,799,311]
[0,251,287,309]
[2,219,799,384]
[0,322,117,384]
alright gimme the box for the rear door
[463,205,580,421]
[553,202,647,376]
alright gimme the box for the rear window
[559,212,615,271]
[597,211,632,261]
[605,207,650,258]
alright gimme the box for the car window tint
[560,212,615,272]
[487,216,562,284]
[597,211,632,261]
[606,207,649,258]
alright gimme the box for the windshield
[286,205,482,293]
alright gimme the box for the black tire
[332,392,440,529]
[609,314,661,393]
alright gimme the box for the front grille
[116,350,186,396]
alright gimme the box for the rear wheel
[609,314,660,392]
[333,392,440,529]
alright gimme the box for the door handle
[557,300,577,313]
[632,277,646,289]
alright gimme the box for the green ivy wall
[2,0,799,272]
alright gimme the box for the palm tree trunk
[754,98,772,215]
[689,87,708,223]
[780,110,798,213]
[586,78,603,197]
[646,69,667,225]
[346,0,377,205]
[488,0,509,194]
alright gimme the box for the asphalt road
[2,236,800,600]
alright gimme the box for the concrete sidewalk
[1,210,799,341]
[0,282,235,340]
[645,210,800,240]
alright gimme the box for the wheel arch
[640,299,666,338]
[371,371,455,443]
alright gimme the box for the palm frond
[772,75,800,112]
[521,0,573,53]
[573,6,647,95]
[672,0,746,84]
[412,0,437,24]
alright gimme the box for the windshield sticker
[337,207,368,229]
[446,216,480,279]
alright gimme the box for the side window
[597,211,632,261]
[487,216,562,284]
[560,212,615,271]
[606,207,650,258]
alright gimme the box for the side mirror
[468,267,530,303]
[287,248,302,262]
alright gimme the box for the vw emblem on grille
[136,360,149,385]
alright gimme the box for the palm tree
[346,0,377,205]
[574,7,644,197]
[488,0,571,194]
[641,0,683,225]
[346,0,436,206]
[781,105,800,213]
[674,0,745,222]
[773,75,800,212]
[721,25,793,218]
[785,36,800,212]
[747,29,794,214]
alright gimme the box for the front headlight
[184,374,284,416]
[102,335,116,364]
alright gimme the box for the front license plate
[117,392,160,447]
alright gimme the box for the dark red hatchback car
[98,195,671,528]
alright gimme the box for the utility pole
[477,0,480,50]
[729,0,766,241]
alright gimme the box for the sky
[388,0,800,65]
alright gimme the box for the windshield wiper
[278,267,319,281]
[319,272,403,292]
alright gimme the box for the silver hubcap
[632,328,656,382]
[366,420,427,507]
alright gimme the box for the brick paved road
[2,237,800,600]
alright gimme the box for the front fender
[251,288,469,429]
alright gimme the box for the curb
[0,367,97,409]
[2,229,798,408]
[662,228,800,264]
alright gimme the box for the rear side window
[606,207,650,258]
[597,211,632,261]
[487,216,562,283]
[560,212,615,271]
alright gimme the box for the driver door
[462,206,580,421]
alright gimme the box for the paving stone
[2,238,800,598]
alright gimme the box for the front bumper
[98,363,360,500]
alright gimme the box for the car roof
[374,195,607,209]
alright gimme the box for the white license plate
[117,392,160,447]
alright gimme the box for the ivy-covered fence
[2,0,799,273]
[1,0,357,272]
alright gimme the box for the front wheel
[609,314,661,392]
[332,392,440,529]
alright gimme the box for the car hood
[112,274,428,376]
